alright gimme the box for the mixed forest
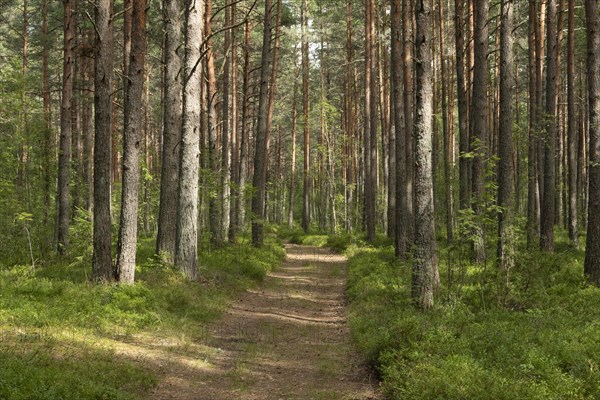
[1,0,600,398]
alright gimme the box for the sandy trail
[149,243,381,400]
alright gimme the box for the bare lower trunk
[156,0,182,260]
[412,0,437,311]
[93,0,115,281]
[58,0,74,254]
[250,0,273,247]
[584,0,600,285]
[470,0,489,263]
[541,0,558,252]
[175,0,203,280]
[116,0,147,284]
[497,0,515,278]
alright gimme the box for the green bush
[346,236,600,400]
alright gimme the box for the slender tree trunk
[205,0,222,247]
[392,0,408,258]
[498,0,515,278]
[42,0,52,220]
[175,0,203,280]
[541,0,558,252]
[266,0,283,217]
[221,0,232,241]
[250,0,273,247]
[346,0,355,233]
[364,0,377,243]
[456,0,470,211]
[403,0,414,243]
[116,0,147,284]
[470,0,489,262]
[438,0,453,243]
[527,0,540,247]
[229,1,239,242]
[567,0,578,247]
[83,31,94,215]
[58,0,74,254]
[156,0,182,260]
[93,0,115,281]
[301,0,310,233]
[288,47,299,229]
[413,0,437,311]
[238,17,251,231]
[584,0,600,285]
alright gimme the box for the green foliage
[0,236,285,399]
[346,236,600,400]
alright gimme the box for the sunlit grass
[0,234,284,399]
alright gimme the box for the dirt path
[150,243,381,400]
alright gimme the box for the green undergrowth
[344,233,600,399]
[0,235,285,400]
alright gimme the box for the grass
[0,231,285,400]
[344,232,600,399]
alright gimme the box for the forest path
[150,243,381,400]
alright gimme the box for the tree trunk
[206,0,222,247]
[93,0,115,281]
[175,0,203,280]
[58,0,74,254]
[364,0,377,243]
[456,0,469,211]
[301,0,310,233]
[116,0,147,284]
[288,46,299,229]
[229,1,239,242]
[567,0,578,247]
[42,0,52,220]
[541,0,558,252]
[221,0,232,242]
[470,0,489,263]
[250,0,273,247]
[497,0,515,279]
[584,0,600,285]
[412,0,437,311]
[156,0,182,261]
[527,0,540,248]
[392,0,408,258]
[238,17,251,232]
[403,0,414,243]
[438,0,453,243]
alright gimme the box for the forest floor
[144,243,381,400]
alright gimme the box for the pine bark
[221,0,232,242]
[175,0,203,280]
[364,0,377,243]
[116,0,147,284]
[455,0,469,212]
[58,0,74,254]
[206,0,222,247]
[93,0,115,281]
[497,0,515,275]
[288,46,299,229]
[412,0,437,311]
[392,0,408,258]
[301,0,310,233]
[403,0,414,243]
[470,0,489,262]
[584,0,600,285]
[541,0,558,252]
[250,0,273,247]
[567,0,578,247]
[157,0,182,260]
